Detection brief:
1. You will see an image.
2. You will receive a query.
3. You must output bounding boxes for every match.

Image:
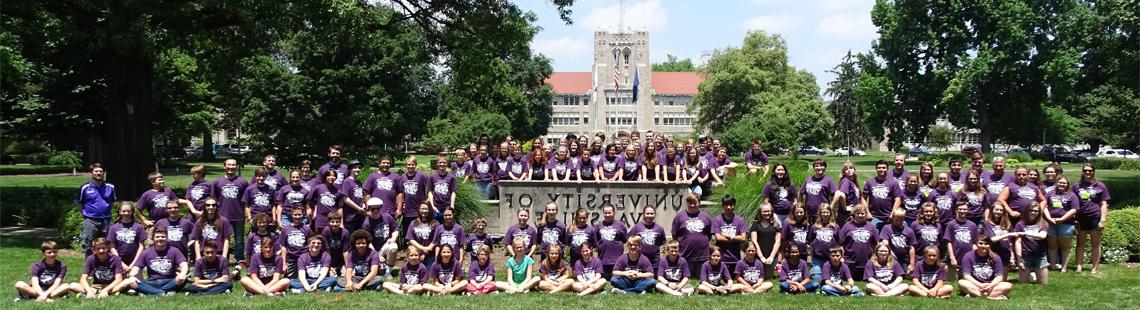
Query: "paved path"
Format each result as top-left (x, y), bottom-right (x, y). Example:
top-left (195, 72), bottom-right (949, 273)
top-left (0, 226), bottom-right (59, 237)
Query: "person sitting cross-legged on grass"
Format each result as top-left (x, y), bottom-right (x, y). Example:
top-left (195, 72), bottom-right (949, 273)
top-left (909, 245), bottom-right (953, 298)
top-left (338, 230), bottom-right (384, 292)
top-left (610, 236), bottom-right (657, 294)
top-left (779, 243), bottom-right (817, 294)
top-left (536, 244), bottom-right (575, 293)
top-left (958, 237), bottom-right (1014, 300)
top-left (290, 235), bottom-right (336, 293)
top-left (14, 241), bottom-right (70, 302)
top-left (820, 246), bottom-right (865, 297)
top-left (572, 243), bottom-right (608, 296)
top-left (864, 241), bottom-right (908, 297)
top-left (425, 244), bottom-right (466, 295)
top-left (382, 246), bottom-right (429, 295)
top-left (241, 237), bottom-right (290, 296)
top-left (731, 242), bottom-right (773, 294)
top-left (654, 240), bottom-right (693, 296)
top-left (186, 241), bottom-right (233, 295)
top-left (696, 245), bottom-right (737, 295)
top-left (127, 227), bottom-right (189, 296)
top-left (68, 238), bottom-right (128, 299)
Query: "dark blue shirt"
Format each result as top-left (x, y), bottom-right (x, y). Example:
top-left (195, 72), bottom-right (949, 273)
top-left (76, 180), bottom-right (116, 219)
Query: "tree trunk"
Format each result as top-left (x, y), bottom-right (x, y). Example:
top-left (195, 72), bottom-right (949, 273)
top-left (978, 106), bottom-right (992, 154)
top-left (103, 51), bottom-right (155, 198)
top-left (203, 130), bottom-right (215, 161)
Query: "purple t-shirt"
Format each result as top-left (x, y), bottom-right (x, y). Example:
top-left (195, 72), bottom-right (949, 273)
top-left (264, 169), bottom-right (286, 192)
top-left (911, 222), bottom-right (941, 252)
top-left (672, 210), bottom-right (712, 262)
top-left (598, 155), bottom-right (625, 180)
top-left (538, 260), bottom-right (569, 279)
top-left (1013, 222), bottom-right (1046, 257)
top-left (712, 214), bottom-right (749, 264)
top-left (451, 160), bottom-right (472, 180)
top-left (400, 172), bottom-right (430, 218)
top-left (912, 262), bottom-right (947, 288)
top-left (245, 231), bottom-right (279, 259)
top-left (348, 249), bottom-right (380, 277)
top-left (340, 177), bottom-right (364, 223)
top-left (321, 228), bottom-right (350, 266)
top-left (620, 155), bottom-right (641, 181)
top-left (506, 155), bottom-right (528, 179)
top-left (363, 214), bottom-right (397, 250)
top-left (821, 261), bottom-right (853, 284)
top-left (431, 259), bottom-right (462, 283)
top-left (962, 191), bottom-right (990, 222)
top-left (108, 222), bottom-right (147, 264)
top-left (889, 169), bottom-right (910, 191)
top-left (466, 233), bottom-right (493, 262)
top-left (628, 222), bottom-right (666, 266)
top-left (983, 171), bottom-right (1016, 201)
top-left (213, 175), bottom-right (249, 221)
top-left (942, 219), bottom-right (978, 262)
top-left (472, 156), bottom-right (495, 182)
top-left (781, 223), bottom-right (813, 259)
top-left (838, 221), bottom-right (878, 267)
top-left (83, 254), bottom-right (122, 285)
top-left (538, 221), bottom-right (568, 254)
top-left (657, 256), bottom-right (690, 282)
top-left (242, 184), bottom-right (277, 217)
top-left (317, 161), bottom-right (349, 187)
top-left (432, 223), bottom-right (465, 250)
top-left (879, 223), bottom-right (917, 262)
top-left (194, 257), bottom-right (228, 280)
top-left (779, 259), bottom-right (809, 282)
top-left (297, 251), bottom-right (331, 278)
top-left (567, 225), bottom-right (593, 263)
top-left (429, 172), bottom-right (457, 210)
top-left (863, 177), bottom-right (901, 220)
top-left (405, 219), bottom-right (438, 246)
top-left (900, 189), bottom-right (926, 221)
top-left (734, 257), bottom-right (766, 284)
top-left (135, 247), bottom-right (186, 281)
top-left (578, 157), bottom-right (597, 180)
top-left (249, 252), bottom-right (282, 281)
top-left (1075, 181), bottom-right (1110, 218)
top-left (29, 259), bottom-right (67, 288)
top-left (800, 175), bottom-right (837, 215)
top-left (155, 217), bottom-right (194, 256)
top-left (136, 188), bottom-right (178, 221)
top-left (494, 156), bottom-right (512, 180)
top-left (593, 220), bottom-right (629, 265)
top-left (547, 158), bottom-right (574, 180)
top-left (276, 184), bottom-right (309, 209)
top-left (401, 263), bottom-right (428, 285)
top-left (362, 171), bottom-right (402, 217)
top-left (191, 219), bottom-right (233, 254)
top-left (307, 183), bottom-right (343, 231)
top-left (929, 188), bottom-right (958, 224)
top-left (278, 224), bottom-right (313, 259)
top-left (762, 182), bottom-right (798, 215)
top-left (947, 172), bottom-right (968, 192)
top-left (743, 150), bottom-right (768, 166)
top-left (574, 258), bottom-right (603, 282)
top-left (699, 261), bottom-right (731, 286)
top-left (614, 254), bottom-right (654, 276)
top-left (837, 178), bottom-right (861, 208)
top-left (468, 260), bottom-right (496, 283)
top-left (863, 260), bottom-right (904, 283)
top-left (982, 223), bottom-right (1012, 261)
top-left (811, 225), bottom-right (838, 260)
top-left (504, 224), bottom-right (538, 253)
top-left (185, 180), bottom-right (213, 211)
top-left (1047, 191), bottom-right (1079, 221)
top-left (960, 250), bottom-right (1004, 283)
top-left (1006, 182), bottom-right (1042, 215)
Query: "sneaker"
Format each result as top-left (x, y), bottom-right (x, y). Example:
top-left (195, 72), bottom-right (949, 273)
top-left (126, 289), bottom-right (138, 295)
top-left (611, 288), bottom-right (626, 294)
top-left (224, 289), bottom-right (231, 294)
top-left (164, 292), bottom-right (176, 297)
top-left (291, 289), bottom-right (302, 294)
top-left (243, 291), bottom-right (252, 297)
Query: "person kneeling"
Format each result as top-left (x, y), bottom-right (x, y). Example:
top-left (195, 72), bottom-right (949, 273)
top-left (186, 241), bottom-right (233, 295)
top-left (957, 237), bottom-right (1013, 300)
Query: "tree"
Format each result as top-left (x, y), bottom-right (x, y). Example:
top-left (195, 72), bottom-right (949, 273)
top-left (652, 54), bottom-right (696, 72)
top-left (423, 110), bottom-right (512, 152)
top-left (926, 126), bottom-right (955, 151)
top-left (692, 31), bottom-right (833, 154)
top-left (825, 51), bottom-right (874, 150)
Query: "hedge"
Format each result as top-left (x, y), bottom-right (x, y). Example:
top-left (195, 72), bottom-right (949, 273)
top-left (1103, 207), bottom-right (1140, 259)
top-left (0, 186), bottom-right (75, 227)
top-left (0, 165), bottom-right (76, 176)
top-left (1089, 157), bottom-right (1140, 171)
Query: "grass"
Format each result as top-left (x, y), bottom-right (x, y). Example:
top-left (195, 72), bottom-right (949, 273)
top-left (1, 233), bottom-right (1138, 309)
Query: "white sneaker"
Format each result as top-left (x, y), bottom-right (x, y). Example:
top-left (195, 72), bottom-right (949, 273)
top-left (611, 288), bottom-right (626, 294)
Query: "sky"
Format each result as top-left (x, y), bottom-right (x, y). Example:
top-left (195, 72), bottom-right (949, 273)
top-left (519, 0), bottom-right (881, 98)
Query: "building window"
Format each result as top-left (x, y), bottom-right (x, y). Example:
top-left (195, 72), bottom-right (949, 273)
top-left (606, 111), bottom-right (637, 126)
top-left (605, 91), bottom-right (635, 105)
top-left (552, 112), bottom-right (581, 126)
top-left (660, 112), bottom-right (693, 126)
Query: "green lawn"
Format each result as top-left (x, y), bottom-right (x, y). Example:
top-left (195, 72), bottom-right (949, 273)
top-left (2, 234), bottom-right (1138, 309)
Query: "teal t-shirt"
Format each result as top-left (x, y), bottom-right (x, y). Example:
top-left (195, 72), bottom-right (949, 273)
top-left (506, 255), bottom-right (535, 285)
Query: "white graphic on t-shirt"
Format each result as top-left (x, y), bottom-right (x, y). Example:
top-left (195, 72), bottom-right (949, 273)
top-left (954, 228), bottom-right (972, 244)
top-left (301, 183), bottom-right (312, 191)
top-left (305, 262), bottom-right (323, 276)
top-left (38, 271), bottom-right (57, 285)
top-left (287, 231), bottom-right (306, 248)
top-left (707, 270), bottom-right (723, 284)
top-left (404, 181), bottom-right (419, 196)
top-left (973, 263), bottom-right (994, 281)
top-left (254, 193), bottom-right (270, 207)
top-left (986, 182), bottom-right (1007, 196)
top-left (685, 218), bottom-right (706, 233)
top-left (373, 224), bottom-right (390, 240)
top-left (851, 228), bottom-right (872, 243)
top-left (404, 273), bottom-right (420, 284)
top-left (222, 185), bottom-right (239, 199)
top-left (872, 185), bottom-right (890, 199)
top-left (168, 227), bottom-right (184, 242)
top-left (259, 264), bottom-right (275, 278)
top-left (95, 266), bottom-right (114, 281)
top-left (777, 187), bottom-right (789, 200)
top-left (190, 186), bottom-right (206, 200)
top-left (787, 268), bottom-right (803, 281)
top-left (1078, 187), bottom-right (1098, 201)
top-left (639, 231), bottom-right (658, 246)
top-left (578, 267), bottom-right (598, 282)
top-left (599, 226), bottom-right (617, 241)
top-left (815, 228), bottom-right (834, 243)
top-left (511, 163), bottom-right (524, 175)
top-left (720, 225), bottom-right (738, 237)
top-left (806, 182), bottom-right (823, 195)
top-left (967, 193), bottom-right (983, 206)
top-left (319, 192), bottom-right (336, 207)
top-left (497, 162), bottom-right (508, 172)
top-left (476, 162), bottom-right (490, 174)
top-left (992, 226), bottom-right (1008, 238)
top-left (904, 197), bottom-right (921, 211)
top-left (1017, 188), bottom-right (1037, 200)
top-left (571, 232), bottom-right (588, 246)
top-left (286, 191), bottom-right (305, 204)
top-left (377, 178), bottom-right (393, 191)
top-left (334, 171), bottom-right (345, 185)
top-left (875, 268), bottom-right (894, 282)
top-left (439, 269), bottom-right (455, 283)
top-left (433, 181), bottom-right (449, 196)
top-left (936, 196), bottom-right (953, 211)
top-left (624, 161), bottom-right (637, 172)
top-left (116, 228), bottom-right (137, 244)
top-left (921, 227), bottom-right (939, 242)
top-left (265, 177), bottom-right (279, 190)
top-left (202, 224), bottom-right (220, 241)
top-left (665, 267), bottom-right (682, 281)
top-left (151, 195), bottom-right (169, 211)
top-left (149, 257), bottom-right (173, 275)
top-left (603, 161), bottom-right (617, 172)
top-left (440, 232), bottom-right (458, 247)
top-left (413, 224), bottom-right (432, 240)
top-left (921, 272), bottom-right (938, 287)
top-left (542, 229), bottom-right (560, 245)
top-left (793, 230), bottom-right (808, 244)
top-left (891, 234), bottom-right (908, 249)
top-left (743, 267), bottom-right (762, 283)
top-left (513, 232), bottom-right (532, 247)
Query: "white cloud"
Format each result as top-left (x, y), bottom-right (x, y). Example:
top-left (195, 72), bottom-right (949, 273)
top-left (814, 12), bottom-right (877, 40)
top-left (741, 14), bottom-right (802, 35)
top-left (816, 0), bottom-right (875, 12)
top-left (579, 0), bottom-right (668, 32)
top-left (532, 36), bottom-right (591, 61)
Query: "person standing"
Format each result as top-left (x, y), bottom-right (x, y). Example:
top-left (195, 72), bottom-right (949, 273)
top-left (213, 158), bottom-right (249, 263)
top-left (262, 155), bottom-right (286, 192)
top-left (76, 163), bottom-right (116, 253)
top-left (317, 145), bottom-right (349, 187)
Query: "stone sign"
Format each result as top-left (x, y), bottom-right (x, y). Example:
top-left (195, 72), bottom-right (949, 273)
top-left (488, 180), bottom-right (692, 235)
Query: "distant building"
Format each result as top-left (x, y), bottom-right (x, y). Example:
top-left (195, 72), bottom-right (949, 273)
top-left (543, 30), bottom-right (704, 144)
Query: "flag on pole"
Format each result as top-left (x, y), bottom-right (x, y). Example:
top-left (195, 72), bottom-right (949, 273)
top-left (631, 67), bottom-right (639, 103)
top-left (613, 53), bottom-right (621, 89)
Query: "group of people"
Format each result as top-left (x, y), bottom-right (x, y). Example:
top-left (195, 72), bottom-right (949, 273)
top-left (15, 135), bottom-right (1111, 302)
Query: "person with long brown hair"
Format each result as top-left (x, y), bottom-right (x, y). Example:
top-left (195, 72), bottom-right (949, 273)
top-left (1074, 163), bottom-right (1110, 273)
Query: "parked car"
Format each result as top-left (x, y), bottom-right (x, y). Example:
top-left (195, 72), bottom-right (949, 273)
top-left (228, 144), bottom-right (251, 155)
top-left (1097, 149), bottom-right (1139, 159)
top-left (798, 146), bottom-right (827, 155)
top-left (1031, 145), bottom-right (1086, 163)
top-left (834, 147), bottom-right (866, 156)
top-left (184, 146), bottom-right (202, 157)
top-left (909, 148), bottom-right (933, 156)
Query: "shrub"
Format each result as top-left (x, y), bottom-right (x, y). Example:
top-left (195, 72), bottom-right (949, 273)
top-left (454, 182), bottom-right (489, 228)
top-left (0, 165), bottom-right (74, 175)
top-left (1102, 207), bottom-right (1140, 257)
top-left (1090, 157), bottom-right (1140, 171)
top-left (711, 159), bottom-right (809, 220)
top-left (47, 151), bottom-right (83, 167)
top-left (0, 186), bottom-right (76, 227)
top-left (61, 211), bottom-right (84, 249)
top-left (918, 153), bottom-right (968, 165)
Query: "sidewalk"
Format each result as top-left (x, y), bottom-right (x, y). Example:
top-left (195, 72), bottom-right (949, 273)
top-left (0, 226), bottom-right (59, 237)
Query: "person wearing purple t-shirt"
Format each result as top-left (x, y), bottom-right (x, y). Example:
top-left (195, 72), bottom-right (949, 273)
top-left (76, 163), bottom-right (117, 253)
top-left (782, 204), bottom-right (813, 265)
top-left (864, 241), bottom-right (906, 297)
top-left (535, 244), bottom-right (574, 293)
top-left (400, 156), bottom-right (431, 233)
top-left (361, 198), bottom-right (399, 274)
top-left (362, 156), bottom-right (404, 219)
top-left (912, 203), bottom-right (942, 255)
top-left (185, 165), bottom-right (212, 217)
top-left (243, 168), bottom-right (278, 230)
top-left (1014, 204), bottom-right (1049, 284)
top-left (998, 167), bottom-right (1045, 220)
top-left (944, 202), bottom-right (978, 275)
top-left (107, 202), bottom-right (147, 271)
top-left (762, 163), bottom-right (799, 222)
top-left (322, 214), bottom-right (351, 276)
top-left (899, 175), bottom-right (927, 224)
top-left (1046, 176), bottom-right (1079, 271)
top-left (340, 230), bottom-right (383, 292)
top-left (839, 204), bottom-right (878, 281)
top-left (537, 203), bottom-right (568, 258)
top-left (433, 209), bottom-right (465, 260)
top-left (835, 162), bottom-right (861, 223)
top-left (308, 170), bottom-right (343, 233)
top-left (186, 241), bottom-right (233, 295)
top-left (466, 244), bottom-right (501, 295)
top-left (191, 199), bottom-right (234, 260)
top-left (576, 149), bottom-right (598, 182)
top-left (70, 238), bottom-right (126, 298)
top-left (290, 235), bottom-right (337, 293)
top-left (696, 246), bottom-right (735, 295)
top-left (504, 208), bottom-right (539, 257)
top-left (958, 237), bottom-right (1013, 299)
top-left (316, 145), bottom-right (349, 187)
top-left (155, 200), bottom-right (195, 257)
top-left (628, 206), bottom-right (666, 269)
top-left (620, 147), bottom-right (641, 181)
top-left (213, 158), bottom-right (248, 262)
top-left (889, 153), bottom-right (910, 190)
top-left (426, 244), bottom-right (466, 294)
top-left (262, 155), bottom-right (286, 192)
top-left (862, 160), bottom-right (901, 228)
top-left (384, 247), bottom-right (429, 295)
top-left (593, 204), bottom-right (628, 279)
top-left (909, 245), bottom-right (953, 298)
top-left (610, 236), bottom-right (657, 294)
top-left (597, 144), bottom-right (625, 181)
top-left (712, 195), bottom-right (748, 271)
top-left (930, 173), bottom-right (959, 224)
top-left (1074, 164), bottom-right (1110, 274)
top-left (800, 159), bottom-right (836, 220)
top-left (340, 161), bottom-right (366, 232)
top-left (661, 146), bottom-right (682, 183)
top-left (510, 147), bottom-right (532, 180)
top-left (983, 157), bottom-right (1016, 202)
top-left (961, 170), bottom-right (991, 223)
top-left (276, 170), bottom-right (311, 228)
top-left (946, 158), bottom-right (968, 192)
top-left (547, 147), bottom-right (575, 181)
top-left (428, 155), bottom-right (457, 218)
top-left (471, 146), bottom-right (495, 198)
top-left (452, 149), bottom-right (472, 182)
top-left (731, 242), bottom-right (772, 294)
top-left (15, 241), bottom-right (69, 302)
top-left (243, 237), bottom-right (289, 296)
top-left (982, 205), bottom-right (1016, 277)
top-left (278, 204), bottom-right (313, 278)
top-left (654, 240), bottom-right (693, 296)
top-left (880, 209), bottom-right (918, 272)
top-left (136, 172), bottom-right (180, 226)
top-left (674, 194), bottom-right (712, 275)
top-left (566, 209), bottom-right (594, 265)
top-left (493, 143), bottom-right (512, 181)
top-left (743, 139), bottom-right (770, 176)
top-left (466, 218), bottom-right (494, 263)
top-left (299, 160), bottom-right (319, 191)
top-left (820, 247), bottom-right (864, 297)
top-left (127, 228), bottom-right (189, 296)
top-left (683, 148), bottom-right (711, 197)
top-left (405, 203), bottom-right (439, 267)
top-left (778, 243), bottom-right (816, 294)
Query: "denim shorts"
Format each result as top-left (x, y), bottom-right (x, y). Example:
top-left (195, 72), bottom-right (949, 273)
top-left (1048, 223), bottom-right (1075, 238)
top-left (1077, 216), bottom-right (1101, 231)
top-left (1022, 254), bottom-right (1048, 270)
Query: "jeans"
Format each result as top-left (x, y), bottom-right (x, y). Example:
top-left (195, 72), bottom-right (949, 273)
top-left (229, 219), bottom-right (246, 262)
top-left (475, 181), bottom-right (492, 199)
top-left (871, 218), bottom-right (887, 231)
top-left (290, 277), bottom-right (337, 292)
top-left (282, 213), bottom-right (309, 227)
top-left (137, 279), bottom-right (181, 296)
top-left (610, 277), bottom-right (657, 293)
top-left (820, 284), bottom-right (864, 296)
top-left (186, 281), bottom-right (232, 295)
top-left (779, 281), bottom-right (819, 293)
top-left (688, 184), bottom-right (703, 197)
top-left (81, 217), bottom-right (111, 253)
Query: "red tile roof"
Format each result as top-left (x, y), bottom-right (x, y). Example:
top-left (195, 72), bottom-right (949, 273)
top-left (545, 72), bottom-right (591, 94)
